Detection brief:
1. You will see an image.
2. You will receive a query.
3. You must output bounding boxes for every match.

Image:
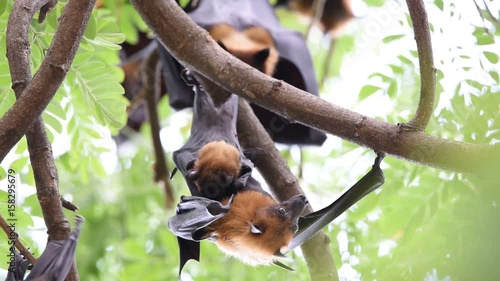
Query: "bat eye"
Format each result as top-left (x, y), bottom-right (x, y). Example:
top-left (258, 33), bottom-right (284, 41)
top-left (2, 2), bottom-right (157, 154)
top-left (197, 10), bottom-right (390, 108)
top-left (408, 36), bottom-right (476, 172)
top-left (277, 207), bottom-right (287, 216)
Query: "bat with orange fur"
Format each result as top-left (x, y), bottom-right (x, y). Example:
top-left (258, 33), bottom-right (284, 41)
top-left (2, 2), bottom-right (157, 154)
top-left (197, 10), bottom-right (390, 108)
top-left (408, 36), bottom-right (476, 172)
top-left (168, 71), bottom-right (385, 278)
top-left (168, 71), bottom-right (309, 277)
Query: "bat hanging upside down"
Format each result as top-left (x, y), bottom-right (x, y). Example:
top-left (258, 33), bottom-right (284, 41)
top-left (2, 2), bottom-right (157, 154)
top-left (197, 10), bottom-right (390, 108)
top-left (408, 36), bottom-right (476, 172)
top-left (168, 70), bottom-right (386, 278)
top-left (169, 71), bottom-right (309, 273)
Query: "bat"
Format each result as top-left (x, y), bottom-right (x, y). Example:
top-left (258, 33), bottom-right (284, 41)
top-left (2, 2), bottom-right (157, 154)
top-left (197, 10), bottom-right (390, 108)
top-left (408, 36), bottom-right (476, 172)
top-left (275, 0), bottom-right (354, 34)
top-left (163, 0), bottom-right (327, 146)
top-left (5, 251), bottom-right (30, 281)
top-left (168, 71), bottom-right (309, 278)
top-left (5, 216), bottom-right (84, 281)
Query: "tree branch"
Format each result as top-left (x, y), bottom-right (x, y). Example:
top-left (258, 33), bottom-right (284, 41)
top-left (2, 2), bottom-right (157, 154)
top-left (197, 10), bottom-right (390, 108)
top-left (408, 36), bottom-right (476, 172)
top-left (131, 0), bottom-right (499, 179)
top-left (237, 99), bottom-right (339, 281)
top-left (5, 1), bottom-right (94, 279)
top-left (0, 0), bottom-right (96, 164)
top-left (405, 0), bottom-right (436, 130)
top-left (142, 47), bottom-right (175, 209)
top-left (0, 215), bottom-right (37, 265)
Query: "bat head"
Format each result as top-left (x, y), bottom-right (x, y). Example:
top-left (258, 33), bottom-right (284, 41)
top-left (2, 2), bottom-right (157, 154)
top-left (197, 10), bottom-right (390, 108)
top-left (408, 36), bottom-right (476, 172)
top-left (208, 192), bottom-right (308, 266)
top-left (188, 141), bottom-right (242, 199)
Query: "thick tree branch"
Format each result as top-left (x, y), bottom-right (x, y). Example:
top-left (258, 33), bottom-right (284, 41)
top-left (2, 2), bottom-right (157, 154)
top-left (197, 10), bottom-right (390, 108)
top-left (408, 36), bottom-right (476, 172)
top-left (5, 1), bottom-right (93, 280)
top-left (405, 0), bottom-right (436, 130)
top-left (131, 0), bottom-right (499, 179)
top-left (237, 100), bottom-right (339, 281)
top-left (0, 0), bottom-right (96, 164)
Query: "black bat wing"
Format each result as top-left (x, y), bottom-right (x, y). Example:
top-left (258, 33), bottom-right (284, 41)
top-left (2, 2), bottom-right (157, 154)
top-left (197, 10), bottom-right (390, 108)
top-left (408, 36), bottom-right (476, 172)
top-left (286, 153), bottom-right (385, 252)
top-left (4, 251), bottom-right (30, 281)
top-left (24, 215), bottom-right (83, 281)
top-left (168, 195), bottom-right (232, 278)
top-left (157, 43), bottom-right (194, 110)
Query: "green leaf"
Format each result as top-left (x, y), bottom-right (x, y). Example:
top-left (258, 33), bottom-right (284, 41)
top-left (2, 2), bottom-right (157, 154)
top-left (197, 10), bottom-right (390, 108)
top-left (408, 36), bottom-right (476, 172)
top-left (43, 112), bottom-right (63, 134)
top-left (84, 13), bottom-right (97, 40)
top-left (47, 99), bottom-right (67, 120)
top-left (9, 156), bottom-right (28, 173)
top-left (483, 51), bottom-right (499, 64)
top-left (387, 80), bottom-right (398, 98)
top-left (72, 61), bottom-right (128, 132)
top-left (0, 166), bottom-right (6, 180)
top-left (382, 34), bottom-right (406, 44)
top-left (389, 64), bottom-right (404, 75)
top-left (359, 85), bottom-right (381, 101)
top-left (435, 0), bottom-right (444, 10)
top-left (0, 0), bottom-right (7, 16)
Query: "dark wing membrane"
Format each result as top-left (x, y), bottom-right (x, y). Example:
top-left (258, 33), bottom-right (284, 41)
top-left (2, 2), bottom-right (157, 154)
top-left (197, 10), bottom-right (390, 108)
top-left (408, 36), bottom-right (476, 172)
top-left (286, 154), bottom-right (385, 252)
top-left (4, 251), bottom-right (30, 281)
top-left (168, 196), bottom-right (233, 279)
top-left (168, 195), bottom-right (232, 241)
top-left (25, 216), bottom-right (83, 281)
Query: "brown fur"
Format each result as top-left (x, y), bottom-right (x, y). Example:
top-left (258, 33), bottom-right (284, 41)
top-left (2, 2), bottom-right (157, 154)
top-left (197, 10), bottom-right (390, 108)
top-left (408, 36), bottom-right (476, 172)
top-left (290, 0), bottom-right (353, 34)
top-left (209, 24), bottom-right (279, 76)
top-left (206, 191), bottom-right (295, 265)
top-left (193, 141), bottom-right (241, 191)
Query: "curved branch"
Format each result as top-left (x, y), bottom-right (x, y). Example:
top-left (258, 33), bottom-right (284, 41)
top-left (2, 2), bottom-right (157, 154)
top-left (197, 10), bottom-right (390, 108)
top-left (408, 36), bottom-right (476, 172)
top-left (237, 100), bottom-right (339, 281)
top-left (0, 0), bottom-right (96, 164)
top-left (131, 0), bottom-right (499, 179)
top-left (405, 0), bottom-right (436, 130)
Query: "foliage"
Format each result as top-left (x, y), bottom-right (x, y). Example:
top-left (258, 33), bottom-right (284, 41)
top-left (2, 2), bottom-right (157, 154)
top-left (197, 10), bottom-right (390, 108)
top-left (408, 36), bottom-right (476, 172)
top-left (0, 0), bottom-right (499, 281)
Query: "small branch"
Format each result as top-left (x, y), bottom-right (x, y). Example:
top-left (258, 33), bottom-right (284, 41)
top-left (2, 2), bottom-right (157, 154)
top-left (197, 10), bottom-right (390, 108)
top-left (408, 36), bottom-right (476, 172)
top-left (237, 100), bottom-right (339, 281)
top-left (0, 215), bottom-right (37, 265)
top-left (142, 48), bottom-right (175, 208)
top-left (0, 0), bottom-right (96, 164)
top-left (405, 0), bottom-right (436, 130)
top-left (306, 0), bottom-right (327, 39)
top-left (131, 0), bottom-right (499, 179)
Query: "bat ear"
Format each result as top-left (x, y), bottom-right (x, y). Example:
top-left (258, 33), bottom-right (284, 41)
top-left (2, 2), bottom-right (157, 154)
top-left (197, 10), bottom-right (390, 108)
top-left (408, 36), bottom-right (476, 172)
top-left (217, 40), bottom-right (227, 51)
top-left (186, 169), bottom-right (199, 180)
top-left (250, 224), bottom-right (262, 234)
top-left (254, 48), bottom-right (270, 64)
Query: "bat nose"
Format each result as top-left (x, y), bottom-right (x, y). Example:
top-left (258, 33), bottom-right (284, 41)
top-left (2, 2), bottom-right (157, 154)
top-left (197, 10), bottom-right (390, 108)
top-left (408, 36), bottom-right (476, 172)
top-left (297, 194), bottom-right (308, 205)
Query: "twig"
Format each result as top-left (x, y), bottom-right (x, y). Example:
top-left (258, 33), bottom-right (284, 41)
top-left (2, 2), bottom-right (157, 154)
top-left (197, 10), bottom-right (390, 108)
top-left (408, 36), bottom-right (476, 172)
top-left (142, 47), bottom-right (175, 208)
top-left (405, 0), bottom-right (436, 130)
top-left (306, 0), bottom-right (327, 39)
top-left (0, 215), bottom-right (37, 265)
top-left (320, 37), bottom-right (336, 86)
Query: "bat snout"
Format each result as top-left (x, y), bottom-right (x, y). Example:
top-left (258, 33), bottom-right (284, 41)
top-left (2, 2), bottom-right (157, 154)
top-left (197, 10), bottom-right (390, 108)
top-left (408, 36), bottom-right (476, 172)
top-left (282, 194), bottom-right (309, 222)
